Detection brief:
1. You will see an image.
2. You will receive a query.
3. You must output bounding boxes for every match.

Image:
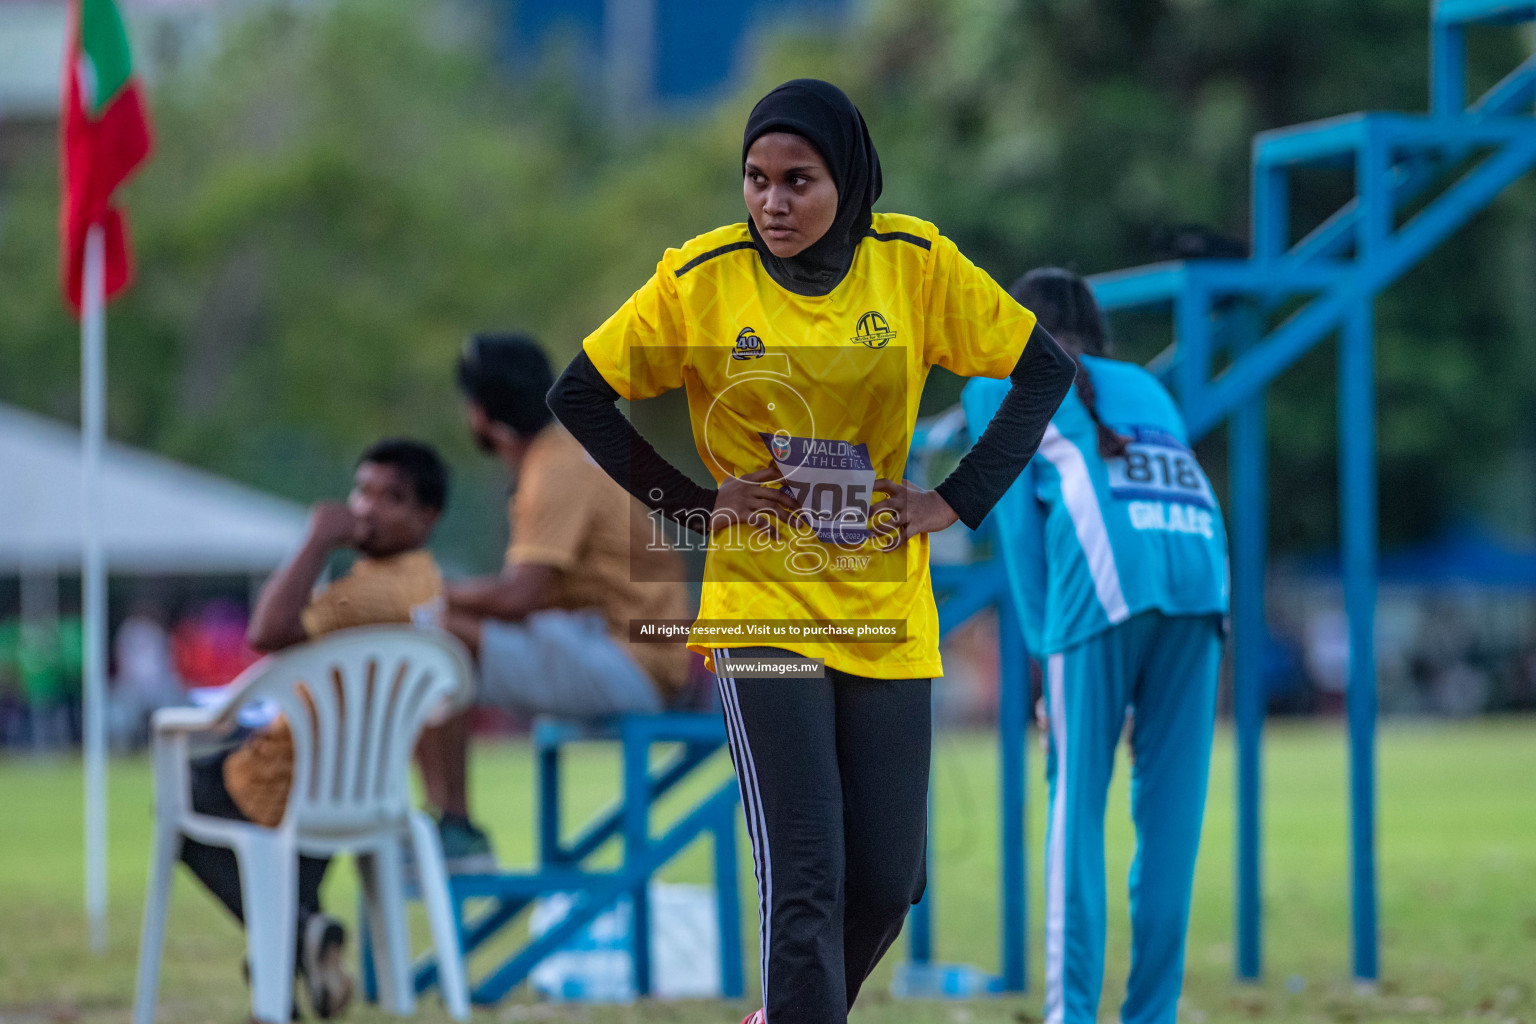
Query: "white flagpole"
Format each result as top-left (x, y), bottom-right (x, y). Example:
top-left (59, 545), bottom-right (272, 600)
top-left (82, 221), bottom-right (109, 953)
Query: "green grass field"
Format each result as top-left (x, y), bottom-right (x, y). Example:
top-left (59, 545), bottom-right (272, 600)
top-left (2, 719), bottom-right (1532, 1024)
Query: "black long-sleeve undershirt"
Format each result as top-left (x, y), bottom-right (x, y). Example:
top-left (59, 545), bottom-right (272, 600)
top-left (546, 325), bottom-right (1076, 536)
top-left (546, 353), bottom-right (719, 531)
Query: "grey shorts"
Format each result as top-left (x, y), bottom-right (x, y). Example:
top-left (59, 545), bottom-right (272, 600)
top-left (477, 609), bottom-right (661, 718)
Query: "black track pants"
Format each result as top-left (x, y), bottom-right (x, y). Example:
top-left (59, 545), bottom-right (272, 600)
top-left (714, 648), bottom-right (931, 1024)
top-left (180, 746), bottom-right (329, 941)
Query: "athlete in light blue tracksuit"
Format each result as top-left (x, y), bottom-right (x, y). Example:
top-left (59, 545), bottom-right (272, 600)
top-left (963, 268), bottom-right (1229, 1024)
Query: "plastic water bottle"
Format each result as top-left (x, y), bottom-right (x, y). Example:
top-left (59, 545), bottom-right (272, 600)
top-left (891, 961), bottom-right (1002, 999)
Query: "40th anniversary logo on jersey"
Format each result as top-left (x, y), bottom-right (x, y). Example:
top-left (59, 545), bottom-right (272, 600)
top-left (851, 311), bottom-right (897, 349)
top-left (732, 326), bottom-right (766, 360)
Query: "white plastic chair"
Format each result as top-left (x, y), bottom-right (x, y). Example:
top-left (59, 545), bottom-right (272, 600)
top-left (134, 627), bottom-right (474, 1024)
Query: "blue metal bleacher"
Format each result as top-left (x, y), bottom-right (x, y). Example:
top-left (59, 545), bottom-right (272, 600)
top-left (1091, 2), bottom-right (1536, 984)
top-left (365, 711), bottom-right (743, 1005)
top-left (905, 0), bottom-right (1536, 990)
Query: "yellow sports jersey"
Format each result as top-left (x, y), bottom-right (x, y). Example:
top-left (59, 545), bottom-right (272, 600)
top-left (583, 212), bottom-right (1036, 679)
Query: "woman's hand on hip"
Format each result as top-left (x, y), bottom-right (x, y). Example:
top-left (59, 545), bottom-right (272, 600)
top-left (869, 478), bottom-right (959, 550)
top-left (714, 464), bottom-right (798, 538)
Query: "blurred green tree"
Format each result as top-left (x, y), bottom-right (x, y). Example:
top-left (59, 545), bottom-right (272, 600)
top-left (0, 0), bottom-right (750, 567)
top-left (850, 0), bottom-right (1536, 550)
top-left (1, 0), bottom-right (1533, 565)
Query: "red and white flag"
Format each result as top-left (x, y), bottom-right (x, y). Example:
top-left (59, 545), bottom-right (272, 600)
top-left (59, 0), bottom-right (153, 313)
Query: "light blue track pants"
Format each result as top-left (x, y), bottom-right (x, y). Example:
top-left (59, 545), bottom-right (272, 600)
top-left (1042, 610), bottom-right (1223, 1024)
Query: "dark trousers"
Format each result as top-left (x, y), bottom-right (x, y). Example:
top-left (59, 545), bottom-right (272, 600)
top-left (714, 648), bottom-right (931, 1024)
top-left (180, 746), bottom-right (330, 946)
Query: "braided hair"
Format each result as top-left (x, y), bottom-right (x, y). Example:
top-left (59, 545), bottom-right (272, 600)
top-left (1008, 268), bottom-right (1129, 459)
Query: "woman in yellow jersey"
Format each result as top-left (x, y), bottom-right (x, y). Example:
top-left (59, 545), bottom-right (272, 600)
top-left (548, 80), bottom-right (1076, 1024)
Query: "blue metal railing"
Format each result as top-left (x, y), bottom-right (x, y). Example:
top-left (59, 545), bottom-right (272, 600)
top-left (1082, 2), bottom-right (1536, 984)
top-left (908, 1), bottom-right (1536, 991)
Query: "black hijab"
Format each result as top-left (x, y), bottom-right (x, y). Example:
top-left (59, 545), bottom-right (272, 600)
top-left (742, 79), bottom-right (883, 297)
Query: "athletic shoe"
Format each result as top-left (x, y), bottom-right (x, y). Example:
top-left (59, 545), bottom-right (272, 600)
top-left (740, 1009), bottom-right (765, 1024)
top-left (298, 913), bottom-right (354, 1019)
top-left (438, 816), bottom-right (499, 875)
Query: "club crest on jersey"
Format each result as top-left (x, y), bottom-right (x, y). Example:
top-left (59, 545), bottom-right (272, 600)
top-left (732, 327), bottom-right (766, 360)
top-left (851, 311), bottom-right (897, 349)
top-left (771, 433), bottom-right (792, 461)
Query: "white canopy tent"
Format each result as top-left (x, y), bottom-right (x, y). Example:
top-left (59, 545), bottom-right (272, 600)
top-left (1, 399), bottom-right (308, 950)
top-left (0, 401), bottom-right (307, 575)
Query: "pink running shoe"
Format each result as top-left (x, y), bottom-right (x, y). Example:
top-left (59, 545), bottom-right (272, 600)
top-left (740, 1010), bottom-right (765, 1024)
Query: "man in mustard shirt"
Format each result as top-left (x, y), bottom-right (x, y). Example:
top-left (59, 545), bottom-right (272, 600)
top-left (412, 333), bottom-right (690, 868)
top-left (178, 439), bottom-right (448, 1020)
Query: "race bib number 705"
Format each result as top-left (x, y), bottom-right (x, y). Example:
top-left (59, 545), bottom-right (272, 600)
top-left (759, 432), bottom-right (877, 545)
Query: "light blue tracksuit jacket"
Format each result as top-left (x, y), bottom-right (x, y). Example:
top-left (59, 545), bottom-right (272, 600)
top-left (965, 355), bottom-right (1230, 1024)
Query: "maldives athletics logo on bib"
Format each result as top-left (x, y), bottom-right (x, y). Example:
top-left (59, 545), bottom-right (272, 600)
top-left (851, 311), bottom-right (897, 349)
top-left (759, 432), bottom-right (878, 546)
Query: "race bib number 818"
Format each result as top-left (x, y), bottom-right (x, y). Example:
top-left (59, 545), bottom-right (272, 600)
top-left (1106, 426), bottom-right (1215, 510)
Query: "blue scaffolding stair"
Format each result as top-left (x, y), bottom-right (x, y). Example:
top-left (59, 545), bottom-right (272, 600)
top-left (1089, 0), bottom-right (1536, 984)
top-left (361, 713), bottom-right (744, 1005)
top-left (904, 0), bottom-right (1536, 991)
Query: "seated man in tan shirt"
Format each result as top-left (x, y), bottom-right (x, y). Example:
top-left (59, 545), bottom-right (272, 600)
top-left (416, 334), bottom-right (689, 868)
top-left (179, 439), bottom-right (447, 1020)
